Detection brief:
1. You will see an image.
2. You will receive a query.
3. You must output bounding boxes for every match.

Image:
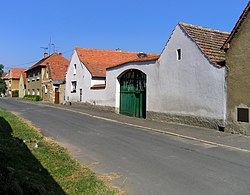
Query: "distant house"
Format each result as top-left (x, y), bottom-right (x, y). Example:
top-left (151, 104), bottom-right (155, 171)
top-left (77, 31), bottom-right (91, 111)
top-left (8, 68), bottom-right (26, 97)
top-left (42, 54), bottom-right (69, 104)
top-left (222, 2), bottom-right (250, 135)
top-left (149, 22), bottom-right (229, 129)
top-left (19, 71), bottom-right (26, 98)
top-left (25, 52), bottom-right (69, 99)
top-left (65, 47), bottom-right (159, 115)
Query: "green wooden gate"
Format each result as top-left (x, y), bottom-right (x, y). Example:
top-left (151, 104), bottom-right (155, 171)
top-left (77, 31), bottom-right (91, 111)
top-left (120, 69), bottom-right (146, 118)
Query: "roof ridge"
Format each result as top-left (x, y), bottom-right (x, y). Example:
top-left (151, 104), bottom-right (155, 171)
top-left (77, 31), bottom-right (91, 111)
top-left (75, 47), bottom-right (158, 55)
top-left (179, 22), bottom-right (230, 34)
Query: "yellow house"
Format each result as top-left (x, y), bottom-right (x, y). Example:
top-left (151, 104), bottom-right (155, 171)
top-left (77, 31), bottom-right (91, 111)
top-left (8, 68), bottom-right (26, 97)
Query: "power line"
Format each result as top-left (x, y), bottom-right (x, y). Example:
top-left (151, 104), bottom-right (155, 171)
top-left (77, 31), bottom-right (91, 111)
top-left (4, 48), bottom-right (74, 69)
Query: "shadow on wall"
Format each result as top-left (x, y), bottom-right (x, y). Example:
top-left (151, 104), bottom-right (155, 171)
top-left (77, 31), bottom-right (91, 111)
top-left (0, 117), bottom-right (66, 195)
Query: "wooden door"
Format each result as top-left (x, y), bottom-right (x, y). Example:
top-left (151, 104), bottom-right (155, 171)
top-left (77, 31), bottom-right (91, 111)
top-left (55, 88), bottom-right (59, 104)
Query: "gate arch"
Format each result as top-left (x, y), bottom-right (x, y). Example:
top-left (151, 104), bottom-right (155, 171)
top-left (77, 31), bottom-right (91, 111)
top-left (119, 69), bottom-right (146, 118)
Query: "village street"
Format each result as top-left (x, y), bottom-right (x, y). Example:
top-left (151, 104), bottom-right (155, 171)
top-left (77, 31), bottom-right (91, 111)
top-left (1, 98), bottom-right (250, 195)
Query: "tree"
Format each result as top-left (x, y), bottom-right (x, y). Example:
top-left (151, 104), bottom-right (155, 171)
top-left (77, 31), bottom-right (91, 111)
top-left (0, 64), bottom-right (6, 95)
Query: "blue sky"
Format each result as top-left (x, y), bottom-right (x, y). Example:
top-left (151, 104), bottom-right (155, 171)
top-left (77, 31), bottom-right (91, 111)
top-left (0, 0), bottom-right (249, 71)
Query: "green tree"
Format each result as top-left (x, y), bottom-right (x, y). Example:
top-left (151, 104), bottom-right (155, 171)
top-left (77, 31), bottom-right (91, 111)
top-left (0, 64), bottom-right (6, 94)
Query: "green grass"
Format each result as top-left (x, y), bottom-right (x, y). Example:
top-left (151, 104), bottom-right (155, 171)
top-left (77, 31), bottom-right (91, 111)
top-left (22, 95), bottom-right (42, 101)
top-left (0, 110), bottom-right (119, 195)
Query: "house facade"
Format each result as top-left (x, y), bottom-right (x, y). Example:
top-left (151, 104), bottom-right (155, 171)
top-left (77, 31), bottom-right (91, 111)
top-left (25, 53), bottom-right (48, 97)
top-left (105, 23), bottom-right (229, 129)
top-left (223, 2), bottom-right (250, 135)
top-left (65, 23), bottom-right (229, 130)
top-left (65, 48), bottom-right (159, 113)
top-left (144, 22), bottom-right (229, 129)
top-left (42, 54), bottom-right (69, 104)
top-left (8, 68), bottom-right (26, 97)
top-left (26, 52), bottom-right (69, 100)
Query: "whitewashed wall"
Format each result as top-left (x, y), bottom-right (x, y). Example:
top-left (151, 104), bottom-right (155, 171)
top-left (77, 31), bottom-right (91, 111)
top-left (65, 50), bottom-right (106, 104)
top-left (152, 24), bottom-right (226, 120)
top-left (105, 61), bottom-right (158, 111)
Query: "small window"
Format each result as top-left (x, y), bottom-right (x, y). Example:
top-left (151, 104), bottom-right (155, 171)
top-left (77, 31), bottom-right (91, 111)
top-left (177, 49), bottom-right (181, 60)
top-left (73, 64), bottom-right (77, 75)
top-left (37, 89), bottom-right (40, 96)
top-left (71, 81), bottom-right (77, 93)
top-left (237, 108), bottom-right (249, 122)
top-left (32, 89), bottom-right (35, 95)
top-left (28, 89), bottom-right (30, 95)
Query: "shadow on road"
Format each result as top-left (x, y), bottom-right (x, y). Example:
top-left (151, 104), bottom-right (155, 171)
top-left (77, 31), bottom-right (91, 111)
top-left (0, 116), bottom-right (66, 195)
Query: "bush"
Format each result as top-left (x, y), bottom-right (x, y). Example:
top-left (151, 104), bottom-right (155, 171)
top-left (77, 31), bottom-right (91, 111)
top-left (23, 95), bottom-right (41, 101)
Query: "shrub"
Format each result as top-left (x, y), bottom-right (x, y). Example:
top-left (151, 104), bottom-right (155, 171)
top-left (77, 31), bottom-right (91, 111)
top-left (23, 95), bottom-right (41, 101)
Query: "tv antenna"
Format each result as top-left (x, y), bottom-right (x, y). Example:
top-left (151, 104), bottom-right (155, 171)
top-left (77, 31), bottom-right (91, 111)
top-left (40, 47), bottom-right (48, 53)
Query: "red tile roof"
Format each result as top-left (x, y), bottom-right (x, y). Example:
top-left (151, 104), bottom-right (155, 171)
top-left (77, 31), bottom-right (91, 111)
top-left (75, 48), bottom-right (160, 77)
top-left (2, 72), bottom-right (9, 79)
top-left (26, 53), bottom-right (69, 75)
top-left (9, 68), bottom-right (27, 79)
top-left (179, 22), bottom-right (230, 66)
top-left (47, 54), bottom-right (70, 81)
top-left (222, 1), bottom-right (250, 50)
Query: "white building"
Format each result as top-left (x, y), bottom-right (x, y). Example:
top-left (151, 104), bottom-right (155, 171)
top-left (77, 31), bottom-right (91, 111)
top-left (66, 22), bottom-right (229, 129)
top-left (65, 47), bottom-right (159, 117)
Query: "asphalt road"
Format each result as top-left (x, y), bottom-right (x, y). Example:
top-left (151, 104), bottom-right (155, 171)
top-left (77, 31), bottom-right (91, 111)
top-left (1, 98), bottom-right (250, 195)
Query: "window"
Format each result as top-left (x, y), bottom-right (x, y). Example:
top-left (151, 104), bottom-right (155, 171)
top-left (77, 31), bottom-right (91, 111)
top-left (44, 85), bottom-right (48, 94)
top-left (71, 81), bottom-right (77, 93)
top-left (32, 89), bottom-right (35, 95)
top-left (28, 77), bottom-right (30, 82)
top-left (73, 64), bottom-right (77, 75)
top-left (37, 89), bottom-right (40, 95)
top-left (28, 89), bottom-right (30, 95)
top-left (177, 49), bottom-right (181, 60)
top-left (46, 71), bottom-right (49, 79)
top-left (32, 73), bottom-right (35, 81)
top-left (237, 108), bottom-right (249, 122)
top-left (37, 74), bottom-right (40, 80)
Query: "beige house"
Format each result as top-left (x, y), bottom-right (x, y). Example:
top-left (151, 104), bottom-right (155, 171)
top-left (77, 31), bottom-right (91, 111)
top-left (26, 52), bottom-right (69, 100)
top-left (42, 55), bottom-right (69, 104)
top-left (8, 68), bottom-right (26, 97)
top-left (223, 2), bottom-right (250, 135)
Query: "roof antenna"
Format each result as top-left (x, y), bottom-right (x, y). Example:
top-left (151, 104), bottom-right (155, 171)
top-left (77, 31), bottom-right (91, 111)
top-left (40, 47), bottom-right (48, 53)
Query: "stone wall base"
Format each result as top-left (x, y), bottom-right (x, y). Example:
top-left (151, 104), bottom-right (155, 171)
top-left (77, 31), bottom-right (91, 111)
top-left (225, 122), bottom-right (250, 135)
top-left (147, 111), bottom-right (225, 130)
top-left (69, 102), bottom-right (115, 113)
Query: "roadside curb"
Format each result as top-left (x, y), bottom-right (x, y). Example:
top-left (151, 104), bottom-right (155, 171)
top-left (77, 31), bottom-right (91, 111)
top-left (36, 103), bottom-right (250, 154)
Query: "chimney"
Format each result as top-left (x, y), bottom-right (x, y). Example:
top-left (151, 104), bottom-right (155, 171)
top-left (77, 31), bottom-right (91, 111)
top-left (137, 52), bottom-right (147, 58)
top-left (44, 52), bottom-right (48, 58)
top-left (59, 52), bottom-right (62, 56)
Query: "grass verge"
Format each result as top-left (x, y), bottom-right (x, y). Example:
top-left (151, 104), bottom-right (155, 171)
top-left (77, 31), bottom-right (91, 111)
top-left (0, 109), bottom-right (119, 195)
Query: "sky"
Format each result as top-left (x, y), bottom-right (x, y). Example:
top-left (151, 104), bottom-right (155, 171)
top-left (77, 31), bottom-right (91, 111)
top-left (0, 0), bottom-right (249, 72)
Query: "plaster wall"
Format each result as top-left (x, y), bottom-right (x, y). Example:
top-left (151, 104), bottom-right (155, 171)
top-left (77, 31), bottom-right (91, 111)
top-left (226, 14), bottom-right (250, 135)
top-left (106, 61), bottom-right (158, 111)
top-left (153, 25), bottom-right (226, 122)
top-left (65, 50), bottom-right (106, 104)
